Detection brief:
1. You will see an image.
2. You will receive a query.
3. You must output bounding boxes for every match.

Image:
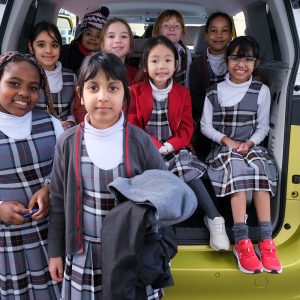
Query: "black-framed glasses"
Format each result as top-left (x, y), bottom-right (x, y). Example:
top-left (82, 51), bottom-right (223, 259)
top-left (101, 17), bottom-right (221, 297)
top-left (227, 55), bottom-right (257, 65)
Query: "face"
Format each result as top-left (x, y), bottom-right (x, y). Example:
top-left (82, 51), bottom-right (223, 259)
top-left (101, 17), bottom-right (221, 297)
top-left (227, 47), bottom-right (256, 84)
top-left (159, 16), bottom-right (183, 45)
top-left (147, 44), bottom-right (176, 89)
top-left (79, 71), bottom-right (124, 129)
top-left (205, 16), bottom-right (232, 55)
top-left (101, 22), bottom-right (131, 63)
top-left (0, 61), bottom-right (40, 117)
top-left (29, 31), bottom-right (60, 71)
top-left (81, 28), bottom-right (101, 51)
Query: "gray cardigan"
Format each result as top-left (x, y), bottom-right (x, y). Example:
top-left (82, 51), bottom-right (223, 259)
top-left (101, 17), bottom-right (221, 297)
top-left (48, 122), bottom-right (166, 257)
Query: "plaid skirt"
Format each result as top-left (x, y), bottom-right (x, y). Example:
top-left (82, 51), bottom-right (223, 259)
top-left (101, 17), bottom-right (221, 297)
top-left (61, 236), bottom-right (163, 300)
top-left (164, 148), bottom-right (207, 182)
top-left (0, 218), bottom-right (61, 300)
top-left (207, 145), bottom-right (278, 197)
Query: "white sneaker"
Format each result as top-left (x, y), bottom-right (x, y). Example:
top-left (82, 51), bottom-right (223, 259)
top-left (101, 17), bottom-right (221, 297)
top-left (204, 216), bottom-right (230, 251)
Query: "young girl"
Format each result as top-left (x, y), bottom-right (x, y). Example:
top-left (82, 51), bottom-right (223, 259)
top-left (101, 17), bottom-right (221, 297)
top-left (129, 36), bottom-right (229, 251)
top-left (190, 12), bottom-right (233, 123)
top-left (190, 12), bottom-right (233, 160)
top-left (60, 6), bottom-right (109, 75)
top-left (0, 51), bottom-right (63, 299)
top-left (201, 36), bottom-right (281, 274)
top-left (100, 17), bottom-right (138, 85)
top-left (29, 21), bottom-right (76, 129)
top-left (48, 52), bottom-right (169, 300)
top-left (152, 9), bottom-right (192, 87)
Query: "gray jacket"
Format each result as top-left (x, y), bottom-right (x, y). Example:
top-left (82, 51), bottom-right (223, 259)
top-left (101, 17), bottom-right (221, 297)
top-left (108, 169), bottom-right (197, 226)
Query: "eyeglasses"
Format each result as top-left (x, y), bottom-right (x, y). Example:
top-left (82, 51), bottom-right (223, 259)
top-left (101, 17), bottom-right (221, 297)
top-left (227, 55), bottom-right (257, 65)
top-left (161, 24), bottom-right (181, 30)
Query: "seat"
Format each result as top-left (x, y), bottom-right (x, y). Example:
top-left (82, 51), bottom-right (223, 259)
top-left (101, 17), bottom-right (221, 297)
top-left (182, 26), bottom-right (203, 49)
top-left (193, 25), bottom-right (207, 55)
top-left (132, 38), bottom-right (148, 58)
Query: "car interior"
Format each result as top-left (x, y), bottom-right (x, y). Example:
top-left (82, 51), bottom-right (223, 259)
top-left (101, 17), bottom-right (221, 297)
top-left (0, 0), bottom-right (296, 245)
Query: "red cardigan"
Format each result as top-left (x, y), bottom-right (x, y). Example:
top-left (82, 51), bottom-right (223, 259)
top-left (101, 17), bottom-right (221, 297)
top-left (129, 81), bottom-right (194, 151)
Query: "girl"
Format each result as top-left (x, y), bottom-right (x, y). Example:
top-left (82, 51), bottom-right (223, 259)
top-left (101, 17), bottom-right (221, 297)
top-left (48, 52), bottom-right (169, 300)
top-left (0, 51), bottom-right (63, 299)
top-left (201, 36), bottom-right (282, 274)
top-left (29, 21), bottom-right (76, 129)
top-left (100, 17), bottom-right (138, 85)
top-left (129, 36), bottom-right (230, 251)
top-left (190, 12), bottom-right (233, 123)
top-left (190, 12), bottom-right (233, 161)
top-left (60, 6), bottom-right (109, 75)
top-left (152, 9), bottom-right (191, 87)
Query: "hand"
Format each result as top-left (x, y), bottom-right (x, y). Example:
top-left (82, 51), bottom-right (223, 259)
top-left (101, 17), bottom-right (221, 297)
top-left (28, 186), bottom-right (50, 221)
top-left (159, 145), bottom-right (169, 156)
top-left (61, 120), bottom-right (74, 129)
top-left (237, 140), bottom-right (254, 156)
top-left (49, 257), bottom-right (64, 282)
top-left (221, 136), bottom-right (241, 149)
top-left (0, 201), bottom-right (29, 225)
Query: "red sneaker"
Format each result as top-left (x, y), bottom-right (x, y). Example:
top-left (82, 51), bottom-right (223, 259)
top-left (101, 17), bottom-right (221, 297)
top-left (233, 239), bottom-right (263, 274)
top-left (255, 240), bottom-right (282, 274)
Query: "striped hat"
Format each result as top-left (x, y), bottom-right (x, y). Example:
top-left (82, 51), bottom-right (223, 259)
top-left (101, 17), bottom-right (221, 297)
top-left (75, 6), bottom-right (109, 40)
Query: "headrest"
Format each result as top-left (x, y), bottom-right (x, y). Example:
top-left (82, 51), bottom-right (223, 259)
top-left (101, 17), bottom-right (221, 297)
top-left (193, 25), bottom-right (207, 54)
top-left (133, 38), bottom-right (148, 54)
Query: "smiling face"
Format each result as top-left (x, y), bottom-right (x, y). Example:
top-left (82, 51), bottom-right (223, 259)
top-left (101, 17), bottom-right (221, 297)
top-left (101, 21), bottom-right (132, 63)
top-left (159, 16), bottom-right (183, 46)
top-left (81, 28), bottom-right (101, 51)
top-left (79, 71), bottom-right (124, 129)
top-left (205, 16), bottom-right (232, 55)
top-left (227, 47), bottom-right (256, 84)
top-left (147, 43), bottom-right (176, 89)
top-left (0, 61), bottom-right (40, 116)
top-left (29, 31), bottom-right (60, 71)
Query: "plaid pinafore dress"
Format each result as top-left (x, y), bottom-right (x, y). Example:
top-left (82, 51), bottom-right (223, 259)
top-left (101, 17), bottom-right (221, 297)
top-left (206, 81), bottom-right (278, 197)
top-left (38, 68), bottom-right (76, 121)
top-left (0, 110), bottom-right (60, 300)
top-left (61, 139), bottom-right (163, 300)
top-left (146, 96), bottom-right (206, 182)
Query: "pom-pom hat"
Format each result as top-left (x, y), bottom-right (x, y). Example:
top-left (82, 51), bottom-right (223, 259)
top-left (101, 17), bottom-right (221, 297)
top-left (75, 6), bottom-right (109, 40)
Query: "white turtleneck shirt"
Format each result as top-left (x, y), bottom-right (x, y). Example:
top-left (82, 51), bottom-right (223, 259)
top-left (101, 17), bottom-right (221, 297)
top-left (0, 111), bottom-right (63, 140)
top-left (84, 113), bottom-right (124, 170)
top-left (207, 48), bottom-right (227, 76)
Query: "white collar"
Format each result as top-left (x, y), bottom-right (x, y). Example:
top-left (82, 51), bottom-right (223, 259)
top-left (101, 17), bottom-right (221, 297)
top-left (84, 112), bottom-right (124, 136)
top-left (0, 111), bottom-right (32, 139)
top-left (45, 61), bottom-right (63, 93)
top-left (206, 48), bottom-right (227, 76)
top-left (149, 79), bottom-right (173, 101)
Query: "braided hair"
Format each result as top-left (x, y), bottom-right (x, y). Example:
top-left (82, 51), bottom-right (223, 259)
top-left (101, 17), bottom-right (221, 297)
top-left (0, 51), bottom-right (57, 116)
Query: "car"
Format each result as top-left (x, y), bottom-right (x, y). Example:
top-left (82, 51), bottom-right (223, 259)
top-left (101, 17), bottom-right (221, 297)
top-left (0, 0), bottom-right (299, 299)
top-left (57, 12), bottom-right (76, 44)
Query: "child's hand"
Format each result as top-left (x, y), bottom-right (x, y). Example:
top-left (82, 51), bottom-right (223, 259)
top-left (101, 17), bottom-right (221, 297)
top-left (221, 136), bottom-right (240, 149)
top-left (49, 257), bottom-right (64, 282)
top-left (61, 120), bottom-right (74, 129)
top-left (159, 145), bottom-right (169, 156)
top-left (28, 186), bottom-right (50, 221)
top-left (236, 141), bottom-right (254, 156)
top-left (0, 201), bottom-right (29, 225)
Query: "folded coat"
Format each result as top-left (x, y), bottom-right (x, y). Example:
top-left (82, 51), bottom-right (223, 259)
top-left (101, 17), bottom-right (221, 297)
top-left (108, 169), bottom-right (198, 226)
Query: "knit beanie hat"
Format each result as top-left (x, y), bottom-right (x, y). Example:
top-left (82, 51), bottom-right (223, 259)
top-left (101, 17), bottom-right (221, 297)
top-left (74, 6), bottom-right (109, 41)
